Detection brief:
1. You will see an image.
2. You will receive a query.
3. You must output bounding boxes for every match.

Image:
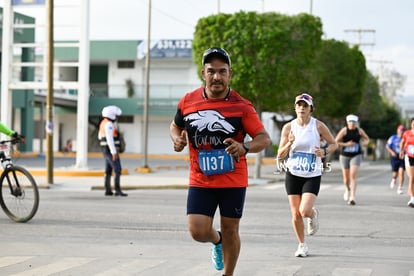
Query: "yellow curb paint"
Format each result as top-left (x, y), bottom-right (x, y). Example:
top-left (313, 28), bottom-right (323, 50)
top-left (135, 167), bottom-right (152, 173)
top-left (10, 168), bottom-right (130, 177)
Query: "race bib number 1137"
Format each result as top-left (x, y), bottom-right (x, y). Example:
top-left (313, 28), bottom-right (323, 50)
top-left (198, 149), bottom-right (235, 176)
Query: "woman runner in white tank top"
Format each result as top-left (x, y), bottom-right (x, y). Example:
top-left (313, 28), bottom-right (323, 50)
top-left (288, 117), bottom-right (323, 177)
top-left (277, 93), bottom-right (338, 257)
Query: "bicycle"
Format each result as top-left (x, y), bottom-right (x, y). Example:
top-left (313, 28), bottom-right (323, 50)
top-left (0, 138), bottom-right (39, 222)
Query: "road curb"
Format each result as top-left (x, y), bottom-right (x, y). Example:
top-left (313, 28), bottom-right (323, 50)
top-left (90, 184), bottom-right (189, 190)
top-left (27, 168), bottom-right (130, 177)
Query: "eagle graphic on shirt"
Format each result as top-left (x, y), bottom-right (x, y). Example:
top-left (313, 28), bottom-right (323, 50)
top-left (184, 110), bottom-right (235, 134)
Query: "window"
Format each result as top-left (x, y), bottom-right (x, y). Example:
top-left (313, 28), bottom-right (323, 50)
top-left (117, 60), bottom-right (135, 69)
top-left (118, 116), bottom-right (134, 123)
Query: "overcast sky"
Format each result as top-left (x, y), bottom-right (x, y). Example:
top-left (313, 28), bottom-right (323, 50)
top-left (7, 0), bottom-right (414, 95)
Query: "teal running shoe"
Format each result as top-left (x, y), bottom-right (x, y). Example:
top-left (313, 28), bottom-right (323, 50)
top-left (211, 242), bottom-right (224, 270)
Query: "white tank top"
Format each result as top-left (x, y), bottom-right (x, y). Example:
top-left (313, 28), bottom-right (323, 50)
top-left (287, 117), bottom-right (322, 177)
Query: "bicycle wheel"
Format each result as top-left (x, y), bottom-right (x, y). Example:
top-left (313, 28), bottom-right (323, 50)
top-left (0, 165), bottom-right (39, 222)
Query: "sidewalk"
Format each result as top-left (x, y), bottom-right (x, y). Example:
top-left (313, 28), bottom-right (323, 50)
top-left (31, 157), bottom-right (282, 190)
top-left (28, 156), bottom-right (390, 191)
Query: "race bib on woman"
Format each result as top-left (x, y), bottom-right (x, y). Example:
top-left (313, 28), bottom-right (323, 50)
top-left (407, 145), bottom-right (414, 157)
top-left (343, 143), bottom-right (359, 153)
top-left (290, 152), bottom-right (316, 172)
top-left (198, 149), bottom-right (235, 176)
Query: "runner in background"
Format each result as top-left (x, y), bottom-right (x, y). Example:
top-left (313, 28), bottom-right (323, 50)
top-left (399, 118), bottom-right (414, 207)
top-left (385, 124), bottom-right (406, 194)
top-left (335, 114), bottom-right (370, 205)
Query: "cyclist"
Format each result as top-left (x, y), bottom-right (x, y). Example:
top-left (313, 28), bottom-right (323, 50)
top-left (0, 122), bottom-right (25, 142)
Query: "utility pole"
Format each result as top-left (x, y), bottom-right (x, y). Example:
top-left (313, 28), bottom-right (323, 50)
top-left (369, 59), bottom-right (393, 84)
top-left (46, 0), bottom-right (54, 184)
top-left (344, 29), bottom-right (376, 48)
top-left (76, 0), bottom-right (90, 169)
top-left (369, 59), bottom-right (393, 75)
top-left (138, 0), bottom-right (152, 173)
top-left (309, 0), bottom-right (313, 14)
top-left (0, 0), bottom-right (13, 134)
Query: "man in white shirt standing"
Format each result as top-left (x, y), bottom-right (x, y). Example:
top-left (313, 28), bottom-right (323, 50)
top-left (98, 105), bottom-right (127, 197)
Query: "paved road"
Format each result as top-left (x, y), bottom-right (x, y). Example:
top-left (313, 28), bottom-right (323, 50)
top-left (0, 159), bottom-right (413, 275)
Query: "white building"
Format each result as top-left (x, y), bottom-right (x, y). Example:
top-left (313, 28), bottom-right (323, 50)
top-left (49, 39), bottom-right (201, 155)
top-left (48, 39), bottom-right (279, 155)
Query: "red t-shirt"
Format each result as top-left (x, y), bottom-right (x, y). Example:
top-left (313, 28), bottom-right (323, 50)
top-left (174, 87), bottom-right (265, 188)
top-left (402, 130), bottom-right (414, 158)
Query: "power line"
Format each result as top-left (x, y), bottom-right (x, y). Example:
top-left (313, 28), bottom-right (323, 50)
top-left (344, 29), bottom-right (376, 48)
top-left (140, 0), bottom-right (194, 29)
top-left (369, 59), bottom-right (393, 65)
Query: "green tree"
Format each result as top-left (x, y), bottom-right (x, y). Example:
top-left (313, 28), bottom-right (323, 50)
top-left (378, 68), bottom-right (406, 104)
top-left (359, 71), bottom-right (402, 139)
top-left (192, 11), bottom-right (323, 113)
top-left (192, 11), bottom-right (323, 177)
top-left (313, 40), bottom-right (366, 120)
top-left (361, 104), bottom-right (402, 140)
top-left (358, 71), bottom-right (386, 122)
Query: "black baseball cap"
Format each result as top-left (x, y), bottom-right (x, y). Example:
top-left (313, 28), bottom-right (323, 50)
top-left (202, 47), bottom-right (231, 66)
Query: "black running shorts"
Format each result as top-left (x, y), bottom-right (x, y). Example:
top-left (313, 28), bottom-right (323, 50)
top-left (285, 171), bottom-right (321, 196)
top-left (187, 187), bottom-right (246, 218)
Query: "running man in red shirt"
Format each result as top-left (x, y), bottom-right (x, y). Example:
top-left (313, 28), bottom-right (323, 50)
top-left (170, 47), bottom-right (271, 275)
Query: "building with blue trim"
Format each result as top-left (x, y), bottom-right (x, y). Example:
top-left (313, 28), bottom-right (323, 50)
top-left (40, 39), bottom-right (201, 154)
top-left (0, 5), bottom-right (201, 155)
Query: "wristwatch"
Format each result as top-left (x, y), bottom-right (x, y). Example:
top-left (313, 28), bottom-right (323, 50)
top-left (242, 143), bottom-right (250, 154)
